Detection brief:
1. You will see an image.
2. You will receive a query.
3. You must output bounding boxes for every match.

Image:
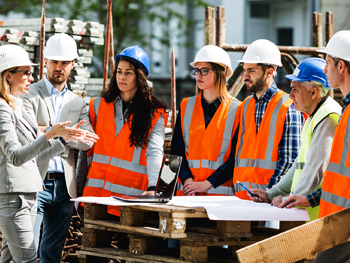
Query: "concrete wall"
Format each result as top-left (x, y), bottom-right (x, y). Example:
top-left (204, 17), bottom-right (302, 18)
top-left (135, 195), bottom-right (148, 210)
top-left (321, 0), bottom-right (350, 35)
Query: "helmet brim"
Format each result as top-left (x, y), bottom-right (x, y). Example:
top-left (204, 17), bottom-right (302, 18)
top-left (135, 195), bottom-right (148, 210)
top-left (285, 73), bottom-right (333, 90)
top-left (236, 59), bottom-right (282, 67)
top-left (44, 55), bottom-right (77, 61)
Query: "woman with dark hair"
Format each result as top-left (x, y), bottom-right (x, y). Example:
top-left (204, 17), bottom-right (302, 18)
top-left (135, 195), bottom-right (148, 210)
top-left (171, 45), bottom-right (241, 196)
top-left (81, 45), bottom-right (168, 216)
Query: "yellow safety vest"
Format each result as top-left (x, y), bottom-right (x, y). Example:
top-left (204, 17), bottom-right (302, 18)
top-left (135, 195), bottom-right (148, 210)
top-left (291, 97), bottom-right (340, 220)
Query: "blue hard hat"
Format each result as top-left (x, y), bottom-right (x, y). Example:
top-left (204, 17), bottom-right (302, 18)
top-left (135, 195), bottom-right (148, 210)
top-left (285, 57), bottom-right (332, 89)
top-left (115, 45), bottom-right (150, 76)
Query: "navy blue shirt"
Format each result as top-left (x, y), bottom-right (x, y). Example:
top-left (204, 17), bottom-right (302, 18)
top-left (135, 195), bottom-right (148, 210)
top-left (171, 95), bottom-right (239, 188)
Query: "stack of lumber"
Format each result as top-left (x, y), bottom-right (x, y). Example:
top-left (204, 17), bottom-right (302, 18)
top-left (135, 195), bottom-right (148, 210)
top-left (0, 18), bottom-right (104, 97)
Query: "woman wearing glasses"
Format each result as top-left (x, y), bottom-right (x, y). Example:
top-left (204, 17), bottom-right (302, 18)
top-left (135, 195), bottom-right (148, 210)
top-left (171, 45), bottom-right (241, 196)
top-left (80, 46), bottom-right (167, 216)
top-left (0, 44), bottom-right (97, 263)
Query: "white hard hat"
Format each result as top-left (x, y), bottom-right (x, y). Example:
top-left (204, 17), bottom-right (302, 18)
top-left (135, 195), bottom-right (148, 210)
top-left (237, 39), bottom-right (282, 67)
top-left (317, 30), bottom-right (350, 62)
top-left (43, 33), bottom-right (78, 61)
top-left (0, 44), bottom-right (37, 73)
top-left (190, 45), bottom-right (233, 78)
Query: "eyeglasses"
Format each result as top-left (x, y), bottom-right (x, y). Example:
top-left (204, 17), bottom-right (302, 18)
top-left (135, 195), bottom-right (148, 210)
top-left (10, 70), bottom-right (33, 77)
top-left (191, 68), bottom-right (213, 76)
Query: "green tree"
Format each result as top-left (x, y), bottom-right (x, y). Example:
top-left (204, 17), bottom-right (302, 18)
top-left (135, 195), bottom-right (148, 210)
top-left (1, 0), bottom-right (208, 76)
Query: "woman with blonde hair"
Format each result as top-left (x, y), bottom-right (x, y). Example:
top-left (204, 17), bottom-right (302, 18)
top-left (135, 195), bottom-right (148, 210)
top-left (0, 44), bottom-right (97, 263)
top-left (171, 45), bottom-right (241, 196)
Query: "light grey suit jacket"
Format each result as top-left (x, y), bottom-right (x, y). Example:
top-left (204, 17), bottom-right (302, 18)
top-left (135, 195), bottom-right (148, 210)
top-left (0, 99), bottom-right (65, 194)
top-left (21, 79), bottom-right (94, 198)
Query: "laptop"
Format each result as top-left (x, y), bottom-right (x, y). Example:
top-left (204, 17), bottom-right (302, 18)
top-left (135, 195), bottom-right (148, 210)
top-left (112, 154), bottom-right (182, 203)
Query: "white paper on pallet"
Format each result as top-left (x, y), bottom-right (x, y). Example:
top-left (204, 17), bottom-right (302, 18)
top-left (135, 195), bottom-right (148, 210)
top-left (72, 196), bottom-right (310, 221)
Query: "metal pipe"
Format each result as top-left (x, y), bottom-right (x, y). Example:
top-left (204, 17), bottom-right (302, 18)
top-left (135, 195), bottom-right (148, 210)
top-left (103, 0), bottom-right (112, 91)
top-left (170, 38), bottom-right (176, 132)
top-left (281, 52), bottom-right (298, 70)
top-left (39, 0), bottom-right (45, 80)
top-left (221, 44), bottom-right (322, 55)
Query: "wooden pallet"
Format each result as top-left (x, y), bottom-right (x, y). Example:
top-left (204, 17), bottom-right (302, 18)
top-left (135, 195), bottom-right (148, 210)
top-left (78, 203), bottom-right (307, 263)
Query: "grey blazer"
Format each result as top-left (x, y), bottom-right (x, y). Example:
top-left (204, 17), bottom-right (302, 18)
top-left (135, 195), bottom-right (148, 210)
top-left (21, 79), bottom-right (94, 198)
top-left (0, 100), bottom-right (65, 194)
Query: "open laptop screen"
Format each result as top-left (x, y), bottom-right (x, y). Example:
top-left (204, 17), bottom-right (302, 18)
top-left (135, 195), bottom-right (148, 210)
top-left (155, 155), bottom-right (182, 198)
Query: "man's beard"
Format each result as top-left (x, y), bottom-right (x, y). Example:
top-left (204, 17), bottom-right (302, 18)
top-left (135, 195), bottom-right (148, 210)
top-left (47, 72), bottom-right (67, 85)
top-left (245, 74), bottom-right (267, 94)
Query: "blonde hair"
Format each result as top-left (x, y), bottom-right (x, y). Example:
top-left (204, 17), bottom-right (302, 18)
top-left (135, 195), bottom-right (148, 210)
top-left (0, 68), bottom-right (16, 110)
top-left (195, 62), bottom-right (232, 105)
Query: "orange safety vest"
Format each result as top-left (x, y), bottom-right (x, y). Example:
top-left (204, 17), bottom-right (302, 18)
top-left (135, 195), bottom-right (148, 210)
top-left (82, 97), bottom-right (167, 216)
top-left (319, 105), bottom-right (350, 218)
top-left (177, 95), bottom-right (241, 196)
top-left (233, 90), bottom-right (292, 200)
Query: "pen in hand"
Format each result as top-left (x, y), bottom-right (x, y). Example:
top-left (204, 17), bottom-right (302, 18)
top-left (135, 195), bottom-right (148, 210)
top-left (237, 181), bottom-right (258, 197)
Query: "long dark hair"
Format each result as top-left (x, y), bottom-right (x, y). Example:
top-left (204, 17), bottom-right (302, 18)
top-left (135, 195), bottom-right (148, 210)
top-left (101, 58), bottom-right (168, 148)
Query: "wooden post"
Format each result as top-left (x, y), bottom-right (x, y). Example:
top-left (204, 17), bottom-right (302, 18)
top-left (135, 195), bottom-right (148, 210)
top-left (170, 38), bottom-right (176, 132)
top-left (215, 6), bottom-right (225, 47)
top-left (39, 0), bottom-right (45, 80)
top-left (109, 13), bottom-right (115, 73)
top-left (325, 11), bottom-right (334, 45)
top-left (325, 11), bottom-right (334, 98)
top-left (312, 12), bottom-right (323, 48)
top-left (102, 0), bottom-right (112, 91)
top-left (205, 6), bottom-right (215, 45)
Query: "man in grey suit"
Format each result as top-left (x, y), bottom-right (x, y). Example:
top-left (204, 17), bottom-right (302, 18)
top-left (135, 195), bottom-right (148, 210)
top-left (22, 33), bottom-right (95, 263)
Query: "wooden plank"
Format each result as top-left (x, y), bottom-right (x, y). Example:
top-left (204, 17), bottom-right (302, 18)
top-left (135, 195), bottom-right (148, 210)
top-left (77, 247), bottom-right (188, 263)
top-left (159, 216), bottom-right (186, 234)
top-left (129, 234), bottom-right (156, 255)
top-left (180, 245), bottom-right (208, 262)
top-left (126, 204), bottom-right (206, 214)
top-left (159, 211), bottom-right (208, 218)
top-left (236, 207), bottom-right (350, 263)
top-left (217, 221), bottom-right (252, 238)
top-left (120, 207), bottom-right (145, 226)
top-left (84, 203), bottom-right (107, 220)
top-left (84, 220), bottom-right (187, 239)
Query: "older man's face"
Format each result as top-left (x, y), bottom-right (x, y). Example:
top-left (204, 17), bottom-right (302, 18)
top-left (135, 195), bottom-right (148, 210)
top-left (289, 81), bottom-right (314, 114)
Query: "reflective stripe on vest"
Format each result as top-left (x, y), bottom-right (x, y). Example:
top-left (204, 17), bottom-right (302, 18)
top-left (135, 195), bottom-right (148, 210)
top-left (235, 93), bottom-right (290, 169)
top-left (104, 182), bottom-right (144, 195)
top-left (322, 190), bottom-right (350, 209)
top-left (110, 156), bottom-right (147, 175)
top-left (184, 97), bottom-right (238, 170)
top-left (177, 182), bottom-right (234, 196)
top-left (85, 178), bottom-right (105, 188)
top-left (233, 181), bottom-right (267, 192)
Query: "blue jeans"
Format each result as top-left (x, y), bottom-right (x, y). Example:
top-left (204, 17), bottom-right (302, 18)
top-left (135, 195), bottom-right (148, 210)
top-left (33, 178), bottom-right (73, 263)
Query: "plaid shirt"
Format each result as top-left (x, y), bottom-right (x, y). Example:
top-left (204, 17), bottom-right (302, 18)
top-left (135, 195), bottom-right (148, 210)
top-left (253, 83), bottom-right (304, 188)
top-left (171, 95), bottom-right (239, 188)
top-left (307, 92), bottom-right (350, 207)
